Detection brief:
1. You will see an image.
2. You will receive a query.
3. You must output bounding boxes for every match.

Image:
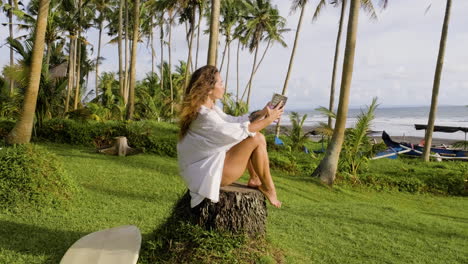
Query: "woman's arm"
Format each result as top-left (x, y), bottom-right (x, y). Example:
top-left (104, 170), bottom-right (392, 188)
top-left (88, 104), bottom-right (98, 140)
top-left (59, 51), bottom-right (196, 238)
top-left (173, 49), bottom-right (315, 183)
top-left (248, 102), bottom-right (284, 133)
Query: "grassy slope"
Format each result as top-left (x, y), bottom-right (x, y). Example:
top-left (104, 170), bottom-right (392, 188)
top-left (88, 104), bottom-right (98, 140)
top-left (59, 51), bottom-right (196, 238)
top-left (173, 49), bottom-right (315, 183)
top-left (0, 143), bottom-right (466, 263)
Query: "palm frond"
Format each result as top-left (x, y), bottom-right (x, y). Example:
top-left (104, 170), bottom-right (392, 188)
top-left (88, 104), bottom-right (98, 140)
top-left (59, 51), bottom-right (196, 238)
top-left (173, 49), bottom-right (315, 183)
top-left (315, 106), bottom-right (336, 119)
top-left (312, 0), bottom-right (327, 22)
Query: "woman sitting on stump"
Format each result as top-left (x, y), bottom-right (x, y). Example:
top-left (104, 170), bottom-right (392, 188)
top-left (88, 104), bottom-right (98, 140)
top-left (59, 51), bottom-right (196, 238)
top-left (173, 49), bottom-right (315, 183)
top-left (177, 65), bottom-right (283, 208)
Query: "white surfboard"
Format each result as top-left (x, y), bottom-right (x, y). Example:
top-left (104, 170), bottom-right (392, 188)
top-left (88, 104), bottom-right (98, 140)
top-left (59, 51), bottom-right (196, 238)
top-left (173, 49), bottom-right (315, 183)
top-left (60, 225), bottom-right (142, 264)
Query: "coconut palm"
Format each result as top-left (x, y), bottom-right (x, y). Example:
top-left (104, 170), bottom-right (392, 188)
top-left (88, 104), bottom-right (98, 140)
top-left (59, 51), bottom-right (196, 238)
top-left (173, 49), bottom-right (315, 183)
top-left (326, 0), bottom-right (378, 129)
top-left (207, 0), bottom-right (220, 66)
top-left (93, 0), bottom-right (112, 103)
top-left (274, 0), bottom-right (312, 137)
top-left (311, 0), bottom-right (361, 185)
top-left (181, 0), bottom-right (199, 88)
top-left (125, 0), bottom-right (140, 120)
top-left (194, 0), bottom-right (206, 68)
top-left (6, 0), bottom-right (51, 144)
top-left (238, 0), bottom-right (287, 107)
top-left (218, 0), bottom-right (240, 92)
top-left (423, 0), bottom-right (452, 161)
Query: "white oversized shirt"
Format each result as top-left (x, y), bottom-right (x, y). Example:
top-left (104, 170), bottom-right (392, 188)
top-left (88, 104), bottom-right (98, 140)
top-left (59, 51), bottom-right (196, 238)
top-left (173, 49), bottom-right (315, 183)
top-left (177, 105), bottom-right (256, 208)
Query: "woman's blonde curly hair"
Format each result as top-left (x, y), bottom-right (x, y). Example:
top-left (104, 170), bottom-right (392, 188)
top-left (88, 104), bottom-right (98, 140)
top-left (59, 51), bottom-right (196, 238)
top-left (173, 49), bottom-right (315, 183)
top-left (179, 65), bottom-right (219, 140)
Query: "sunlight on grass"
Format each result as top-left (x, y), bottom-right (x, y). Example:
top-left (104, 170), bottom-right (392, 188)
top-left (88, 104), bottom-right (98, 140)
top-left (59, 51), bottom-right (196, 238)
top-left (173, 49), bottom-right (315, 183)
top-left (0, 143), bottom-right (466, 263)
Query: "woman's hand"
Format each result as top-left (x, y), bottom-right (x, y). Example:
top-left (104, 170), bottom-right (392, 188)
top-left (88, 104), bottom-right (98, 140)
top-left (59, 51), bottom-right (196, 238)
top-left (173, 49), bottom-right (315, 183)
top-left (266, 101), bottom-right (284, 122)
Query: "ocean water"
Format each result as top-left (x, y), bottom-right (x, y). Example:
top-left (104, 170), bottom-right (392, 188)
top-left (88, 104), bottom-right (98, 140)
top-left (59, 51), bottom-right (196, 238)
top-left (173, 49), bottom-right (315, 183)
top-left (281, 105), bottom-right (468, 141)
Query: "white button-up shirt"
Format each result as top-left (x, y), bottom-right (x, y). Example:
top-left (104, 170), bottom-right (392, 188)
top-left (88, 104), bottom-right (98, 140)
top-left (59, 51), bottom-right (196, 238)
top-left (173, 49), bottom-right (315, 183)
top-left (177, 105), bottom-right (256, 207)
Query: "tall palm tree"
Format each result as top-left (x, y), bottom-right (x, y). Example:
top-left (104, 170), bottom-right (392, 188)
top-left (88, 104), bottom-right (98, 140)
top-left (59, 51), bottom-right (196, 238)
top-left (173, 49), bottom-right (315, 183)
top-left (182, 1), bottom-right (198, 88)
top-left (126, 0), bottom-right (139, 120)
top-left (327, 0), bottom-right (377, 129)
top-left (207, 0), bottom-right (220, 66)
top-left (93, 0), bottom-right (111, 103)
top-left (8, 0), bottom-right (17, 95)
top-left (311, 0), bottom-right (360, 185)
top-left (274, 0), bottom-right (310, 137)
top-left (218, 0), bottom-right (242, 93)
top-left (118, 0), bottom-right (125, 99)
top-left (6, 0), bottom-right (51, 144)
top-left (423, 0), bottom-right (452, 161)
top-left (194, 0), bottom-right (206, 68)
top-left (239, 0), bottom-right (287, 107)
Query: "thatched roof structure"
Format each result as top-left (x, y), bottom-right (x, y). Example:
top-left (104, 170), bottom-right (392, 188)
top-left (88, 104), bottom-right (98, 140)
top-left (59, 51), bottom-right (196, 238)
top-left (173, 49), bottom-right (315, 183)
top-left (49, 62), bottom-right (68, 79)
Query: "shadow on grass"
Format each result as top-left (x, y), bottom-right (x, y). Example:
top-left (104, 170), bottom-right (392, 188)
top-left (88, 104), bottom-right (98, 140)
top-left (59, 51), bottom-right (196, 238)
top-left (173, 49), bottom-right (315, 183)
top-left (0, 220), bottom-right (87, 263)
top-left (423, 212), bottom-right (468, 224)
top-left (299, 211), bottom-right (467, 241)
top-left (82, 183), bottom-right (167, 202)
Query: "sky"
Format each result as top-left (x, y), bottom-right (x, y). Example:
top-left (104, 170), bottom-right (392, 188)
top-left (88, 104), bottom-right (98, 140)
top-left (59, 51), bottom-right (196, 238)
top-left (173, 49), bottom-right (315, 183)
top-left (1, 0), bottom-right (467, 111)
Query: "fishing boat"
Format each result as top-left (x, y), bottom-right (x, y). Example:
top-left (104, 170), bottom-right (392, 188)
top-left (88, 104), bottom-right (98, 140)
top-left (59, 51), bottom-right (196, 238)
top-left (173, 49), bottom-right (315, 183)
top-left (379, 130), bottom-right (468, 161)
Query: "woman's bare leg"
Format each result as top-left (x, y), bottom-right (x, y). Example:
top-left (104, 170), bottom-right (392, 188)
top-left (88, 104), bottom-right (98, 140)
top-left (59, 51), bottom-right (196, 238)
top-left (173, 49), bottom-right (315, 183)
top-left (247, 160), bottom-right (261, 188)
top-left (222, 133), bottom-right (281, 208)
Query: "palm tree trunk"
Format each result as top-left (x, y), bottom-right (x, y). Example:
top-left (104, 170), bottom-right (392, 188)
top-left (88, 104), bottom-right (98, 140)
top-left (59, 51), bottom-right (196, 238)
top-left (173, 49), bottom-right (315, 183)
top-left (246, 45), bottom-right (259, 107)
top-left (183, 8), bottom-right (196, 91)
top-left (219, 41), bottom-right (228, 72)
top-left (74, 36), bottom-right (82, 110)
top-left (118, 0), bottom-right (124, 99)
top-left (45, 43), bottom-right (52, 76)
top-left (124, 0), bottom-right (130, 104)
top-left (9, 0), bottom-right (15, 96)
top-left (96, 21), bottom-right (103, 103)
top-left (275, 2), bottom-right (307, 137)
top-left (65, 36), bottom-right (74, 113)
top-left (150, 16), bottom-right (155, 75)
top-left (225, 40), bottom-right (231, 94)
top-left (168, 12), bottom-right (174, 115)
top-left (195, 6), bottom-right (202, 69)
top-left (126, 0), bottom-right (139, 120)
top-left (312, 0), bottom-right (360, 185)
top-left (207, 0), bottom-right (220, 66)
top-left (236, 39), bottom-right (240, 102)
top-left (423, 0), bottom-right (452, 161)
top-left (328, 0), bottom-right (347, 129)
top-left (241, 40), bottom-right (270, 103)
top-left (6, 0), bottom-right (51, 144)
top-left (159, 23), bottom-right (165, 109)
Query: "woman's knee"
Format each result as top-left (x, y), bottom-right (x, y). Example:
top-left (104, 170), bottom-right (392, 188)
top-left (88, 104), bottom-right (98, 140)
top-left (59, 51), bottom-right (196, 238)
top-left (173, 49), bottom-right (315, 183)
top-left (253, 133), bottom-right (266, 146)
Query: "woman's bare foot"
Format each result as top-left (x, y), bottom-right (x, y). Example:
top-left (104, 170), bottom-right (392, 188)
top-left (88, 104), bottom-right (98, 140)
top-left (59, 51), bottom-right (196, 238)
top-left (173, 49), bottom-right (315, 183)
top-left (258, 185), bottom-right (281, 208)
top-left (248, 177), bottom-right (262, 188)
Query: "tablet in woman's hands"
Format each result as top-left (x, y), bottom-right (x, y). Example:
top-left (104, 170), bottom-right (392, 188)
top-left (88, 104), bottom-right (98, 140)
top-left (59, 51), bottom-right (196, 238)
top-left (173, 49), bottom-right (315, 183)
top-left (270, 93), bottom-right (287, 108)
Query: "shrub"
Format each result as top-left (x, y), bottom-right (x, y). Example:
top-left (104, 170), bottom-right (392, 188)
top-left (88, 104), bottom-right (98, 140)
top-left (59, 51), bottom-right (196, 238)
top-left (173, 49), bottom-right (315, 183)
top-left (0, 119), bottom-right (15, 143)
top-left (34, 119), bottom-right (178, 157)
top-left (358, 158), bottom-right (467, 196)
top-left (0, 144), bottom-right (76, 210)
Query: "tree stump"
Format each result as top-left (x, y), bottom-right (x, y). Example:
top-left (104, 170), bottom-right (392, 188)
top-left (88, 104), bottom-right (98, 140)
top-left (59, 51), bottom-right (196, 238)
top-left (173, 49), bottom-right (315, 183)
top-left (98, 136), bottom-right (141, 156)
top-left (174, 182), bottom-right (267, 237)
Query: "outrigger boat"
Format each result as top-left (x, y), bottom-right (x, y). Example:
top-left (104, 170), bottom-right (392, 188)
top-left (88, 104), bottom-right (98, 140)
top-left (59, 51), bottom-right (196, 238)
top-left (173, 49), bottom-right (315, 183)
top-left (376, 129), bottom-right (468, 161)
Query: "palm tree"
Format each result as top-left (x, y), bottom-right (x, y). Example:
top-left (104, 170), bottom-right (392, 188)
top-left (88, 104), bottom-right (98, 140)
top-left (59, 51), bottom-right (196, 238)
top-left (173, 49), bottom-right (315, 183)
top-left (118, 0), bottom-right (125, 99)
top-left (274, 0), bottom-right (311, 137)
top-left (207, 0), bottom-right (220, 66)
top-left (311, 0), bottom-right (361, 185)
top-left (93, 0), bottom-right (111, 103)
top-left (423, 0), bottom-right (452, 161)
top-left (8, 0), bottom-right (17, 95)
top-left (238, 0), bottom-right (287, 107)
top-left (181, 1), bottom-right (199, 88)
top-left (126, 0), bottom-right (140, 120)
top-left (218, 0), bottom-right (240, 92)
top-left (327, 0), bottom-right (377, 129)
top-left (6, 0), bottom-right (51, 144)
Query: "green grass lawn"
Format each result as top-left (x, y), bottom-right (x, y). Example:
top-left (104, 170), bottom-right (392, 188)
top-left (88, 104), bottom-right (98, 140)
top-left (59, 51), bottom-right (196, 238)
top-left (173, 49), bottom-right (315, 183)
top-left (0, 143), bottom-right (467, 263)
